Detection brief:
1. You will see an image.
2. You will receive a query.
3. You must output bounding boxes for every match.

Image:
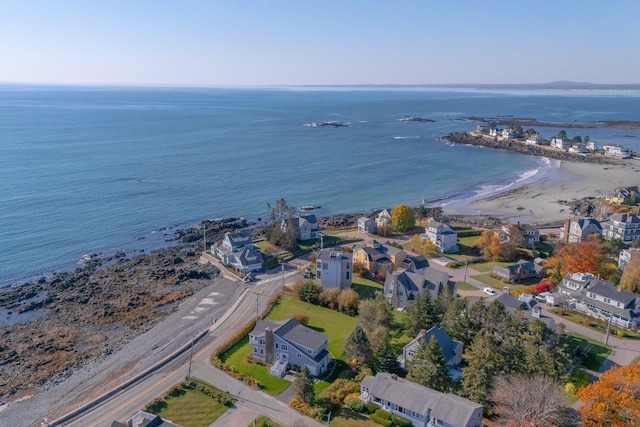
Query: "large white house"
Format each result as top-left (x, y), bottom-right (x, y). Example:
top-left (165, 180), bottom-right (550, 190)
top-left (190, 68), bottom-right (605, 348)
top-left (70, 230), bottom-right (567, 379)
top-left (360, 372), bottom-right (483, 427)
top-left (421, 219), bottom-right (458, 253)
top-left (282, 214), bottom-right (320, 241)
top-left (559, 217), bottom-right (602, 243)
top-left (212, 231), bottom-right (263, 273)
top-left (316, 249), bottom-right (352, 290)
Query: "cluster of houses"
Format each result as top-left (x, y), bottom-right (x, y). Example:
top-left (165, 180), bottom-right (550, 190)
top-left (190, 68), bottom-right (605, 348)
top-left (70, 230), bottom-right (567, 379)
top-left (476, 125), bottom-right (632, 158)
top-left (560, 214), bottom-right (640, 244)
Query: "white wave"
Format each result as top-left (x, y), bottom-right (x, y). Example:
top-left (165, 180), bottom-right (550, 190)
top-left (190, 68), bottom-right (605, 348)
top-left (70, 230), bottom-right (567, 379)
top-left (393, 136), bottom-right (420, 140)
top-left (473, 166), bottom-right (542, 199)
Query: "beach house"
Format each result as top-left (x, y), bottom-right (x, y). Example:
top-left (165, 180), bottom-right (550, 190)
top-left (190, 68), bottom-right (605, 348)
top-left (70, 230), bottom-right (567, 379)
top-left (352, 241), bottom-right (407, 275)
top-left (384, 267), bottom-right (455, 310)
top-left (492, 259), bottom-right (545, 282)
top-left (282, 214), bottom-right (320, 241)
top-left (376, 209), bottom-right (392, 229)
top-left (358, 216), bottom-right (377, 233)
top-left (213, 231), bottom-right (264, 273)
top-left (619, 248), bottom-right (640, 271)
top-left (601, 213), bottom-right (640, 243)
top-left (421, 218), bottom-right (458, 253)
top-left (359, 372), bottom-right (483, 427)
top-left (249, 318), bottom-right (331, 377)
top-left (559, 217), bottom-right (602, 243)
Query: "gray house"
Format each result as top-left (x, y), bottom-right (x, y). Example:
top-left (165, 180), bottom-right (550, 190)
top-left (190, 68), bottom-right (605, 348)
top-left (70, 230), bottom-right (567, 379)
top-left (601, 213), bottom-right (640, 243)
top-left (401, 327), bottom-right (463, 380)
top-left (249, 318), bottom-right (331, 377)
top-left (495, 292), bottom-right (555, 329)
top-left (360, 372), bottom-right (483, 427)
top-left (316, 249), bottom-right (352, 290)
top-left (282, 214), bottom-right (320, 241)
top-left (492, 259), bottom-right (545, 282)
top-left (560, 217), bottom-right (602, 243)
top-left (358, 216), bottom-right (377, 233)
top-left (384, 267), bottom-right (455, 309)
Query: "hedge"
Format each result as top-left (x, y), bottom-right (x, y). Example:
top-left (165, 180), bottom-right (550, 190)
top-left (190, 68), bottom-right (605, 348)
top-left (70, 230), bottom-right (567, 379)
top-left (375, 409), bottom-right (392, 420)
top-left (366, 402), bottom-right (380, 414)
top-left (369, 414), bottom-right (392, 427)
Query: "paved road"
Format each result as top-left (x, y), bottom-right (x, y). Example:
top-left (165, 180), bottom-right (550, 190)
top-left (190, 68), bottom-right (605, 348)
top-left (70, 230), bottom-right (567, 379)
top-left (52, 270), bottom-right (317, 427)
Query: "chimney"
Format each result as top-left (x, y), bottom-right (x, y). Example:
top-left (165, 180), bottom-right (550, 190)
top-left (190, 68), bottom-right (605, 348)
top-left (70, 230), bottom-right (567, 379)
top-left (617, 286), bottom-right (622, 292)
top-left (563, 218), bottom-right (570, 244)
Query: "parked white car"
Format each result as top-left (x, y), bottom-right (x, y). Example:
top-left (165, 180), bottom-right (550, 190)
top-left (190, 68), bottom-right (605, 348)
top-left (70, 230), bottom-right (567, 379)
top-left (483, 287), bottom-right (497, 296)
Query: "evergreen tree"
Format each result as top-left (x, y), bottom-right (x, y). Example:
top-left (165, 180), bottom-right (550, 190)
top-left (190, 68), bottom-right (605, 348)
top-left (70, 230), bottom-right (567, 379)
top-left (403, 291), bottom-right (437, 337)
top-left (442, 298), bottom-right (474, 346)
top-left (407, 336), bottom-right (451, 392)
top-left (461, 331), bottom-right (503, 406)
top-left (343, 325), bottom-right (373, 368)
top-left (372, 333), bottom-right (404, 376)
top-left (357, 293), bottom-right (393, 333)
top-left (293, 365), bottom-right (314, 404)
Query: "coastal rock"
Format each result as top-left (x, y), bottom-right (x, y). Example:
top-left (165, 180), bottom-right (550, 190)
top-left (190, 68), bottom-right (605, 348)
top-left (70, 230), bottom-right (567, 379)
top-left (399, 116), bottom-right (436, 123)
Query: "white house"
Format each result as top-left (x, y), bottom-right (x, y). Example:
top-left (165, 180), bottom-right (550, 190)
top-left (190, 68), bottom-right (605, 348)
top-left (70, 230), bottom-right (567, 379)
top-left (604, 144), bottom-right (631, 158)
top-left (282, 214), bottom-right (320, 241)
top-left (376, 209), bottom-right (392, 229)
top-left (550, 137), bottom-right (571, 150)
top-left (213, 231), bottom-right (264, 273)
top-left (525, 133), bottom-right (543, 145)
top-left (249, 318), bottom-right (331, 377)
top-left (421, 218), bottom-right (458, 253)
top-left (619, 248), bottom-right (640, 271)
top-left (569, 143), bottom-right (589, 154)
top-left (316, 249), bottom-right (352, 290)
top-left (360, 373), bottom-right (483, 427)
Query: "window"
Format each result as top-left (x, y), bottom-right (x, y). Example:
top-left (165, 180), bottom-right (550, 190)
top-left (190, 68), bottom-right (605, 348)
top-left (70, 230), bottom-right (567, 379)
top-left (297, 353), bottom-right (302, 359)
top-left (253, 347), bottom-right (258, 353)
top-left (346, 272), bottom-right (350, 279)
top-left (260, 349), bottom-right (264, 355)
top-left (323, 263), bottom-right (328, 269)
top-left (604, 298), bottom-right (611, 304)
top-left (275, 343), bottom-right (279, 349)
top-left (281, 344), bottom-right (288, 351)
top-left (259, 338), bottom-right (263, 345)
top-left (307, 349), bottom-right (312, 354)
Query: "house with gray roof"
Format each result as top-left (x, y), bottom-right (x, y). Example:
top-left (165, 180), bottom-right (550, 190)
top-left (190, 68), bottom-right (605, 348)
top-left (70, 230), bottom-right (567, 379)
top-left (492, 259), bottom-right (545, 282)
top-left (353, 241), bottom-right (407, 275)
top-left (421, 219), bottom-right (459, 253)
top-left (249, 318), bottom-right (331, 377)
top-left (213, 231), bottom-right (264, 273)
top-left (495, 292), bottom-right (555, 329)
top-left (110, 411), bottom-right (182, 427)
top-left (384, 267), bottom-right (455, 309)
top-left (578, 281), bottom-right (640, 329)
top-left (282, 214), bottom-right (320, 241)
top-left (360, 372), bottom-right (483, 427)
top-left (376, 209), bottom-right (392, 228)
top-left (401, 327), bottom-right (463, 380)
top-left (560, 217), bottom-right (602, 243)
top-left (498, 223), bottom-right (540, 248)
top-left (601, 213), bottom-right (640, 243)
top-left (358, 216), bottom-right (377, 233)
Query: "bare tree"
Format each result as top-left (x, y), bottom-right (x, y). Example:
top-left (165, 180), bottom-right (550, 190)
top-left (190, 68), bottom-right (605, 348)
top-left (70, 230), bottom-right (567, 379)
top-left (491, 374), bottom-right (563, 427)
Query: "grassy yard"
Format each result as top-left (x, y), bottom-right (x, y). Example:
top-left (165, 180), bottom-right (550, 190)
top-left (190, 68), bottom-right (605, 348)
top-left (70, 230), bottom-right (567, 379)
top-left (330, 408), bottom-right (380, 427)
top-left (219, 336), bottom-right (292, 396)
top-left (154, 385), bottom-right (230, 427)
top-left (268, 295), bottom-right (357, 360)
top-left (248, 416), bottom-right (284, 427)
top-left (458, 235), bottom-right (481, 248)
top-left (472, 273), bottom-right (508, 290)
top-left (551, 308), bottom-right (640, 339)
top-left (567, 332), bottom-right (612, 371)
top-left (469, 261), bottom-right (512, 273)
top-left (322, 228), bottom-right (358, 236)
top-left (352, 277), bottom-right (384, 300)
top-left (456, 281), bottom-right (480, 291)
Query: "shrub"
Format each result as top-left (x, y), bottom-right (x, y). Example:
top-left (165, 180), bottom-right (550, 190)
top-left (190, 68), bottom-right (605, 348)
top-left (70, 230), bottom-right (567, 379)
top-left (369, 414), bottom-right (392, 427)
top-left (617, 329), bottom-right (626, 338)
top-left (570, 368), bottom-right (592, 388)
top-left (391, 415), bottom-right (413, 427)
top-left (214, 318), bottom-right (256, 356)
top-left (293, 313), bottom-right (309, 326)
top-left (144, 397), bottom-right (167, 414)
top-left (366, 402), bottom-right (380, 414)
top-left (565, 382), bottom-right (577, 395)
top-left (375, 409), bottom-right (392, 420)
top-left (345, 393), bottom-right (365, 412)
top-left (166, 384), bottom-right (186, 398)
top-left (582, 317), bottom-right (591, 327)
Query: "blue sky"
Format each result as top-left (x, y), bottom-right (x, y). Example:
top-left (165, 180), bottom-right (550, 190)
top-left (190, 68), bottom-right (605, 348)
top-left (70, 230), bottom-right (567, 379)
top-left (1, 1), bottom-right (638, 86)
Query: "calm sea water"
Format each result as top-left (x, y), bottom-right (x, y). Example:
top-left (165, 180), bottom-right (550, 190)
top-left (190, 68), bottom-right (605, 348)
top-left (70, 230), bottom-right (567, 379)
top-left (1, 85), bottom-right (640, 286)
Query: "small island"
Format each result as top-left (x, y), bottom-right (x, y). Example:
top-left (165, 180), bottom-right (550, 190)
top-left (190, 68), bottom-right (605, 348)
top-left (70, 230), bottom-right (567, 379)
top-left (304, 121), bottom-right (350, 127)
top-left (399, 116), bottom-right (436, 123)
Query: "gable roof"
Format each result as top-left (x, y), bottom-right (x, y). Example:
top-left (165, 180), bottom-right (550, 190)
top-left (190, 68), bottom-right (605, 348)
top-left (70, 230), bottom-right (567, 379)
top-left (588, 280), bottom-right (637, 305)
top-left (609, 213), bottom-right (640, 224)
top-left (405, 326), bottom-right (462, 365)
top-left (251, 318), bottom-right (328, 351)
top-left (225, 230), bottom-right (252, 245)
top-left (572, 217), bottom-right (602, 232)
top-left (406, 255), bottom-right (429, 270)
top-left (237, 246), bottom-right (263, 267)
top-left (361, 373), bottom-right (482, 425)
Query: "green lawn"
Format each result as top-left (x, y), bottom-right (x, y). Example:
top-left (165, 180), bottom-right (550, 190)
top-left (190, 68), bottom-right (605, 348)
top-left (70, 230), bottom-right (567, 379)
top-left (458, 235), bottom-right (481, 248)
top-left (469, 261), bottom-right (512, 273)
top-left (456, 281), bottom-right (480, 291)
top-left (219, 336), bottom-right (292, 396)
top-left (472, 273), bottom-right (509, 290)
top-left (567, 332), bottom-right (612, 371)
top-left (155, 388), bottom-right (230, 427)
top-left (352, 277), bottom-right (384, 300)
top-left (268, 295), bottom-right (357, 360)
top-left (322, 228), bottom-right (358, 236)
top-left (551, 309), bottom-right (640, 339)
top-left (255, 240), bottom-right (280, 254)
top-left (248, 416), bottom-right (284, 427)
top-left (330, 408), bottom-right (380, 427)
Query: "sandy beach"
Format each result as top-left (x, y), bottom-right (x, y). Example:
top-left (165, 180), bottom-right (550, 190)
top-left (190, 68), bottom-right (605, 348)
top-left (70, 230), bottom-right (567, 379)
top-left (448, 159), bottom-right (640, 225)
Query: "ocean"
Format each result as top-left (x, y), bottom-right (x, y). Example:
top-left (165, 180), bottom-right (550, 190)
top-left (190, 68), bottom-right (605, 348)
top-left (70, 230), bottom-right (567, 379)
top-left (1, 85), bottom-right (640, 287)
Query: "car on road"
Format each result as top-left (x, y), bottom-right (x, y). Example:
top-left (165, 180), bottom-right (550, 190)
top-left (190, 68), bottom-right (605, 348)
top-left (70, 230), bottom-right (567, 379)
top-left (302, 269), bottom-right (314, 278)
top-left (483, 287), bottom-right (497, 296)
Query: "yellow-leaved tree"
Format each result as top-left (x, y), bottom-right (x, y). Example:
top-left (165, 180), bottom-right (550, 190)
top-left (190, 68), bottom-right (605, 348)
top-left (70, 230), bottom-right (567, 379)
top-left (391, 204), bottom-right (415, 231)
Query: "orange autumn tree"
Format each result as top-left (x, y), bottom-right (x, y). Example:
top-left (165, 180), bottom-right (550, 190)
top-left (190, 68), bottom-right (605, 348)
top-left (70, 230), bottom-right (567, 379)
top-left (577, 362), bottom-right (640, 427)
top-left (545, 239), bottom-right (606, 278)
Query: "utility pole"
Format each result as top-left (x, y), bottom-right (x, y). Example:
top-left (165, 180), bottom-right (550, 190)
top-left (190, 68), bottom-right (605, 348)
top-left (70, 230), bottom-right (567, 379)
top-left (187, 334), bottom-right (195, 379)
top-left (281, 263), bottom-right (285, 294)
top-left (463, 260), bottom-right (469, 283)
top-left (604, 311), bottom-right (613, 346)
top-left (326, 411), bottom-right (331, 425)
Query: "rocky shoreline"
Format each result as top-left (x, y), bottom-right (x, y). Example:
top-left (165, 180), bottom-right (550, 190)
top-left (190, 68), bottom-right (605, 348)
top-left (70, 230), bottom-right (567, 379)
top-left (0, 206), bottom-right (514, 403)
top-left (443, 131), bottom-right (630, 164)
top-left (465, 116), bottom-right (640, 130)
